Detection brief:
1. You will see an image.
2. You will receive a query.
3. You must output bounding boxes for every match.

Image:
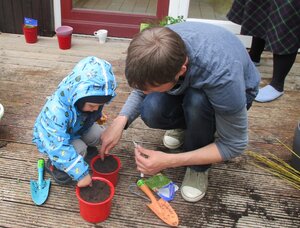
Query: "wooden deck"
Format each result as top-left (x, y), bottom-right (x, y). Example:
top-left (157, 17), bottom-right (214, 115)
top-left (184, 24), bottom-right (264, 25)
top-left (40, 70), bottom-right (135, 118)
top-left (0, 33), bottom-right (299, 227)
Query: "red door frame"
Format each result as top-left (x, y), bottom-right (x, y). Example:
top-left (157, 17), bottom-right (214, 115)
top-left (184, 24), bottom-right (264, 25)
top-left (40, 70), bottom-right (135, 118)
top-left (61, 0), bottom-right (169, 38)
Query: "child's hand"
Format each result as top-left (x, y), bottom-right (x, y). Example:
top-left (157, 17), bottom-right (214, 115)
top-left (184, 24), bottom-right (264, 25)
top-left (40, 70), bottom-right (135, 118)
top-left (100, 115), bottom-right (128, 159)
top-left (77, 174), bottom-right (92, 187)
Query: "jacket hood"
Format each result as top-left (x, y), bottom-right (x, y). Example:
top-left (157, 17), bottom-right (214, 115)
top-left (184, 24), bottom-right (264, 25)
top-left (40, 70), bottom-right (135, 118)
top-left (55, 56), bottom-right (117, 106)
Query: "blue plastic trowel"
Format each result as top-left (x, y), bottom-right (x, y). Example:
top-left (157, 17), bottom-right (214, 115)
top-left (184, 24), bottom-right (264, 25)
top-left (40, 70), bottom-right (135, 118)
top-left (30, 159), bottom-right (50, 205)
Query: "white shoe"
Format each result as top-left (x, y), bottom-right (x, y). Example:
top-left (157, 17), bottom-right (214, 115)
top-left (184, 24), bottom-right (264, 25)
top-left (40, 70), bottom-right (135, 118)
top-left (181, 168), bottom-right (208, 202)
top-left (163, 129), bottom-right (185, 149)
top-left (0, 103), bottom-right (4, 120)
top-left (254, 85), bottom-right (284, 102)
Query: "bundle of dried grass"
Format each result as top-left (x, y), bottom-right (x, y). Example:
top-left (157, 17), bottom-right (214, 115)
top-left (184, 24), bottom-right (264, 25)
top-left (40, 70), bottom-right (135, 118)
top-left (247, 139), bottom-right (300, 190)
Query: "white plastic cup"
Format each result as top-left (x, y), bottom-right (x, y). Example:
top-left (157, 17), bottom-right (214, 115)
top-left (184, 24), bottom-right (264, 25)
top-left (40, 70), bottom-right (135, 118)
top-left (94, 29), bottom-right (108, 44)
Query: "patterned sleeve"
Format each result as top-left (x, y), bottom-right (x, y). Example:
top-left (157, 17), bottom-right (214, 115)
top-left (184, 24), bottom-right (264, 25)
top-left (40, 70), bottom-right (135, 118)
top-left (38, 102), bottom-right (89, 181)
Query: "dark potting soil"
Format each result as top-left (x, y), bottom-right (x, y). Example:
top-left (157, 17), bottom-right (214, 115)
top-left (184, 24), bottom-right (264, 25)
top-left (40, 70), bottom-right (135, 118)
top-left (93, 155), bottom-right (118, 173)
top-left (80, 180), bottom-right (111, 203)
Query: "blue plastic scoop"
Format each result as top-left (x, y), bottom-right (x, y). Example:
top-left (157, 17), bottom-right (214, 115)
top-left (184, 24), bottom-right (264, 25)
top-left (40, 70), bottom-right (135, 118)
top-left (30, 159), bottom-right (50, 205)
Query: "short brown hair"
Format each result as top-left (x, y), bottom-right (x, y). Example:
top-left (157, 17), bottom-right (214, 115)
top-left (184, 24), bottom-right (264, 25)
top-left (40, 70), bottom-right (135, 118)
top-left (125, 26), bottom-right (187, 90)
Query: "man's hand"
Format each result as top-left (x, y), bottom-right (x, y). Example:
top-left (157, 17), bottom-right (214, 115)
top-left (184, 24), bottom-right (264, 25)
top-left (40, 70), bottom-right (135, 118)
top-left (134, 143), bottom-right (222, 175)
top-left (77, 174), bottom-right (92, 187)
top-left (134, 145), bottom-right (170, 175)
top-left (100, 116), bottom-right (128, 160)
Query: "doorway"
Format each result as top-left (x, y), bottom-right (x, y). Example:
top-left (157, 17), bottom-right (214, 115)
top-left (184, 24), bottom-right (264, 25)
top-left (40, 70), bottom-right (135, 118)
top-left (61, 0), bottom-right (169, 38)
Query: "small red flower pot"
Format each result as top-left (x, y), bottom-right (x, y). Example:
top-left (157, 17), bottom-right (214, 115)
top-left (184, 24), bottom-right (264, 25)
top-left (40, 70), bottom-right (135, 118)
top-left (76, 177), bottom-right (115, 223)
top-left (23, 25), bottom-right (38, 43)
top-left (55, 26), bottom-right (73, 50)
top-left (57, 35), bottom-right (72, 50)
top-left (91, 155), bottom-right (121, 187)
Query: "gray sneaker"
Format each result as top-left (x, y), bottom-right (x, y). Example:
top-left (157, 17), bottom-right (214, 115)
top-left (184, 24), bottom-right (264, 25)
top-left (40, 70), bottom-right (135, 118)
top-left (180, 167), bottom-right (209, 202)
top-left (163, 129), bottom-right (185, 149)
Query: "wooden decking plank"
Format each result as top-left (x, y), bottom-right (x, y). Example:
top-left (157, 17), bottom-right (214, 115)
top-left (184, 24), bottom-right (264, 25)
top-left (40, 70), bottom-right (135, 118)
top-left (0, 139), bottom-right (295, 183)
top-left (0, 121), bottom-right (165, 145)
top-left (0, 79), bottom-right (131, 102)
top-left (0, 147), bottom-right (299, 226)
top-left (0, 178), bottom-right (173, 227)
top-left (0, 120), bottom-right (296, 150)
top-left (0, 128), bottom-right (296, 164)
top-left (1, 151), bottom-right (299, 200)
top-left (1, 172), bottom-right (299, 227)
top-left (1, 170), bottom-right (299, 227)
top-left (0, 60), bottom-right (128, 87)
top-left (0, 125), bottom-right (297, 168)
top-left (0, 201), bottom-right (164, 228)
top-left (0, 34), bottom-right (129, 58)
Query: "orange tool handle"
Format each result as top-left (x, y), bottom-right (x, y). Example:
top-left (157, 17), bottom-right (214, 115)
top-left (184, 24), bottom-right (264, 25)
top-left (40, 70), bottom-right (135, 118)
top-left (137, 179), bottom-right (157, 203)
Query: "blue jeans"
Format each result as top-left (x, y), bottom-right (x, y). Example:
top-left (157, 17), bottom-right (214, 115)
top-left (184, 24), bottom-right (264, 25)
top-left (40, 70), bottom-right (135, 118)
top-left (140, 88), bottom-right (215, 172)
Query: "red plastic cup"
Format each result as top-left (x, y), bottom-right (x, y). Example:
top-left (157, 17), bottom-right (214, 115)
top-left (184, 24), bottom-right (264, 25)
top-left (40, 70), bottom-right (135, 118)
top-left (55, 26), bottom-right (73, 50)
top-left (91, 155), bottom-right (121, 187)
top-left (23, 25), bottom-right (38, 43)
top-left (57, 35), bottom-right (72, 50)
top-left (76, 177), bottom-right (115, 223)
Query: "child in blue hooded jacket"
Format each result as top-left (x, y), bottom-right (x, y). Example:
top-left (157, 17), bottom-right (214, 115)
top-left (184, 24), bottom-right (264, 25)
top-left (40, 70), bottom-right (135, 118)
top-left (33, 56), bottom-right (117, 187)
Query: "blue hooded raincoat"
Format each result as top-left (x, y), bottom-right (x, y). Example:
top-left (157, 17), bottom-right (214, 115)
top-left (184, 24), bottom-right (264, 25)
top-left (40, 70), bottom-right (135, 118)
top-left (33, 56), bottom-right (117, 181)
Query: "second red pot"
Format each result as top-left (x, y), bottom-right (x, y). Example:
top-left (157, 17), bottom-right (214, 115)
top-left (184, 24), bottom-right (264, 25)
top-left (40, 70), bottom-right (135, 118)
top-left (91, 155), bottom-right (121, 186)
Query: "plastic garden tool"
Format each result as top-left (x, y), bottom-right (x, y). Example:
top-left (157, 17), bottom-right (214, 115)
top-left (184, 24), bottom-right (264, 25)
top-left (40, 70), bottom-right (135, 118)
top-left (132, 141), bottom-right (144, 178)
top-left (30, 159), bottom-right (51, 205)
top-left (137, 179), bottom-right (179, 226)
